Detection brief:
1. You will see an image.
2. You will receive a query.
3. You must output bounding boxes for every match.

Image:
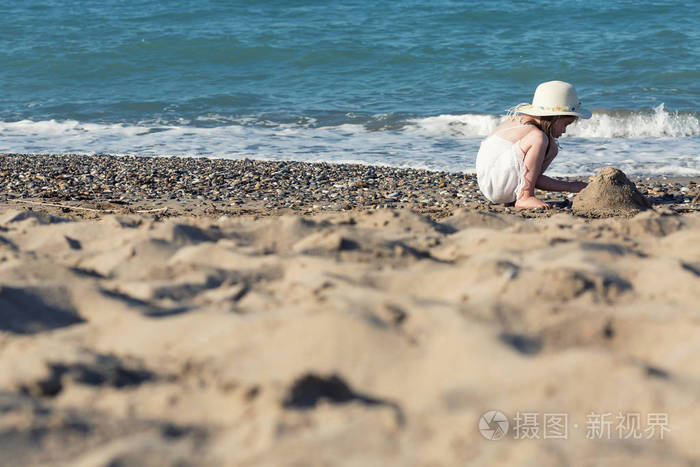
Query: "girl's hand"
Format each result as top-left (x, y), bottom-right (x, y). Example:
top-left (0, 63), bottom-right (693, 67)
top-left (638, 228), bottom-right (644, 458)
top-left (568, 181), bottom-right (588, 193)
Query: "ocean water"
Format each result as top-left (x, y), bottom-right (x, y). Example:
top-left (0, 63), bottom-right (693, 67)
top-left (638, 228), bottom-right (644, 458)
top-left (1, 1), bottom-right (698, 176)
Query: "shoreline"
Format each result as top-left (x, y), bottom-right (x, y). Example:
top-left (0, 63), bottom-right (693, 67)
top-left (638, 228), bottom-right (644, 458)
top-left (2, 153), bottom-right (699, 220)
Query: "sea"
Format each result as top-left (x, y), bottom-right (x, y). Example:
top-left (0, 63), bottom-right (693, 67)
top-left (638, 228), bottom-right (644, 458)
top-left (1, 1), bottom-right (698, 176)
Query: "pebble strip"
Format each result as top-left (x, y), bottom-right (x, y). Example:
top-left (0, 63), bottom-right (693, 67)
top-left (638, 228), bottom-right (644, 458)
top-left (1, 154), bottom-right (698, 219)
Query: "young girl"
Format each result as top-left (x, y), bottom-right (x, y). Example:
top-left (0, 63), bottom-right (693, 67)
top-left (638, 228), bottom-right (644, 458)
top-left (476, 81), bottom-right (592, 209)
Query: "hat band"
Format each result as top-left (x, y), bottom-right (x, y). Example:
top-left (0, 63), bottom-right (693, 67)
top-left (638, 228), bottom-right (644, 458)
top-left (505, 101), bottom-right (586, 120)
top-left (528, 102), bottom-right (582, 112)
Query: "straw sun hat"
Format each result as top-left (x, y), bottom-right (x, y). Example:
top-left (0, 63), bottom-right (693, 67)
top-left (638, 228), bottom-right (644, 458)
top-left (508, 81), bottom-right (592, 119)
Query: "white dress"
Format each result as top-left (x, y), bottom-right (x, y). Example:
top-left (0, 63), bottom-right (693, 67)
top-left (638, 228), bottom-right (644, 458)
top-left (475, 125), bottom-right (529, 204)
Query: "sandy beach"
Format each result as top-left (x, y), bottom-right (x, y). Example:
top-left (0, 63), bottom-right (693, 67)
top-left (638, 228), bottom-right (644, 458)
top-left (2, 154), bottom-right (700, 466)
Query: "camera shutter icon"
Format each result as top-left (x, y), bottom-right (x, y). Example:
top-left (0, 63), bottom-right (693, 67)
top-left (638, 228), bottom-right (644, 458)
top-left (479, 410), bottom-right (509, 440)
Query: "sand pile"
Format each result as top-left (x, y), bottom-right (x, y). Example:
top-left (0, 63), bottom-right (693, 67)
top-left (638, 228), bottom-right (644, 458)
top-left (572, 167), bottom-right (651, 217)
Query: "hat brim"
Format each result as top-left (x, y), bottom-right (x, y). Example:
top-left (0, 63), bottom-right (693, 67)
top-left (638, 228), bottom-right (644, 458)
top-left (519, 108), bottom-right (592, 119)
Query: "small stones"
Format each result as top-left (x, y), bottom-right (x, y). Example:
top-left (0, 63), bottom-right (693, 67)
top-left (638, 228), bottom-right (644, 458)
top-left (0, 155), bottom-right (487, 217)
top-left (0, 154), bottom-right (697, 218)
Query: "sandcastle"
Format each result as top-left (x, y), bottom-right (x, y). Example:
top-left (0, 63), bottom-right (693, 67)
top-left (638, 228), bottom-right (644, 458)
top-left (572, 167), bottom-right (651, 217)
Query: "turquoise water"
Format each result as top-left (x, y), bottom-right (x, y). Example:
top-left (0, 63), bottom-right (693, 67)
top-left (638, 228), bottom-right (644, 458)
top-left (1, 1), bottom-right (698, 175)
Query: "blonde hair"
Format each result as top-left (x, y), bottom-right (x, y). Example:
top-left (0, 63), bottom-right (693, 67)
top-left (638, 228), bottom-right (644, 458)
top-left (507, 109), bottom-right (576, 157)
top-left (505, 103), bottom-right (531, 121)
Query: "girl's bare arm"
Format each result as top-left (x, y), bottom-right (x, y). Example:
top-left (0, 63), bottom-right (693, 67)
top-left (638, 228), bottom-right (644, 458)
top-left (536, 175), bottom-right (586, 192)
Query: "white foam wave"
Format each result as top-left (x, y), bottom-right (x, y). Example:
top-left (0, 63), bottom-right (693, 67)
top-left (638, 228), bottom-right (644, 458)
top-left (403, 114), bottom-right (500, 137)
top-left (567, 104), bottom-right (699, 138)
top-left (0, 115), bottom-right (698, 176)
top-left (404, 104), bottom-right (699, 139)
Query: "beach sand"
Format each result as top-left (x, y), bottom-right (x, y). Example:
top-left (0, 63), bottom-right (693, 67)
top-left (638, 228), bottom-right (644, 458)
top-left (2, 155), bottom-right (700, 466)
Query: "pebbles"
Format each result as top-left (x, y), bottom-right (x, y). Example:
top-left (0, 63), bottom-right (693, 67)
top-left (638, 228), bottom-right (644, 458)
top-left (0, 154), bottom-right (699, 218)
